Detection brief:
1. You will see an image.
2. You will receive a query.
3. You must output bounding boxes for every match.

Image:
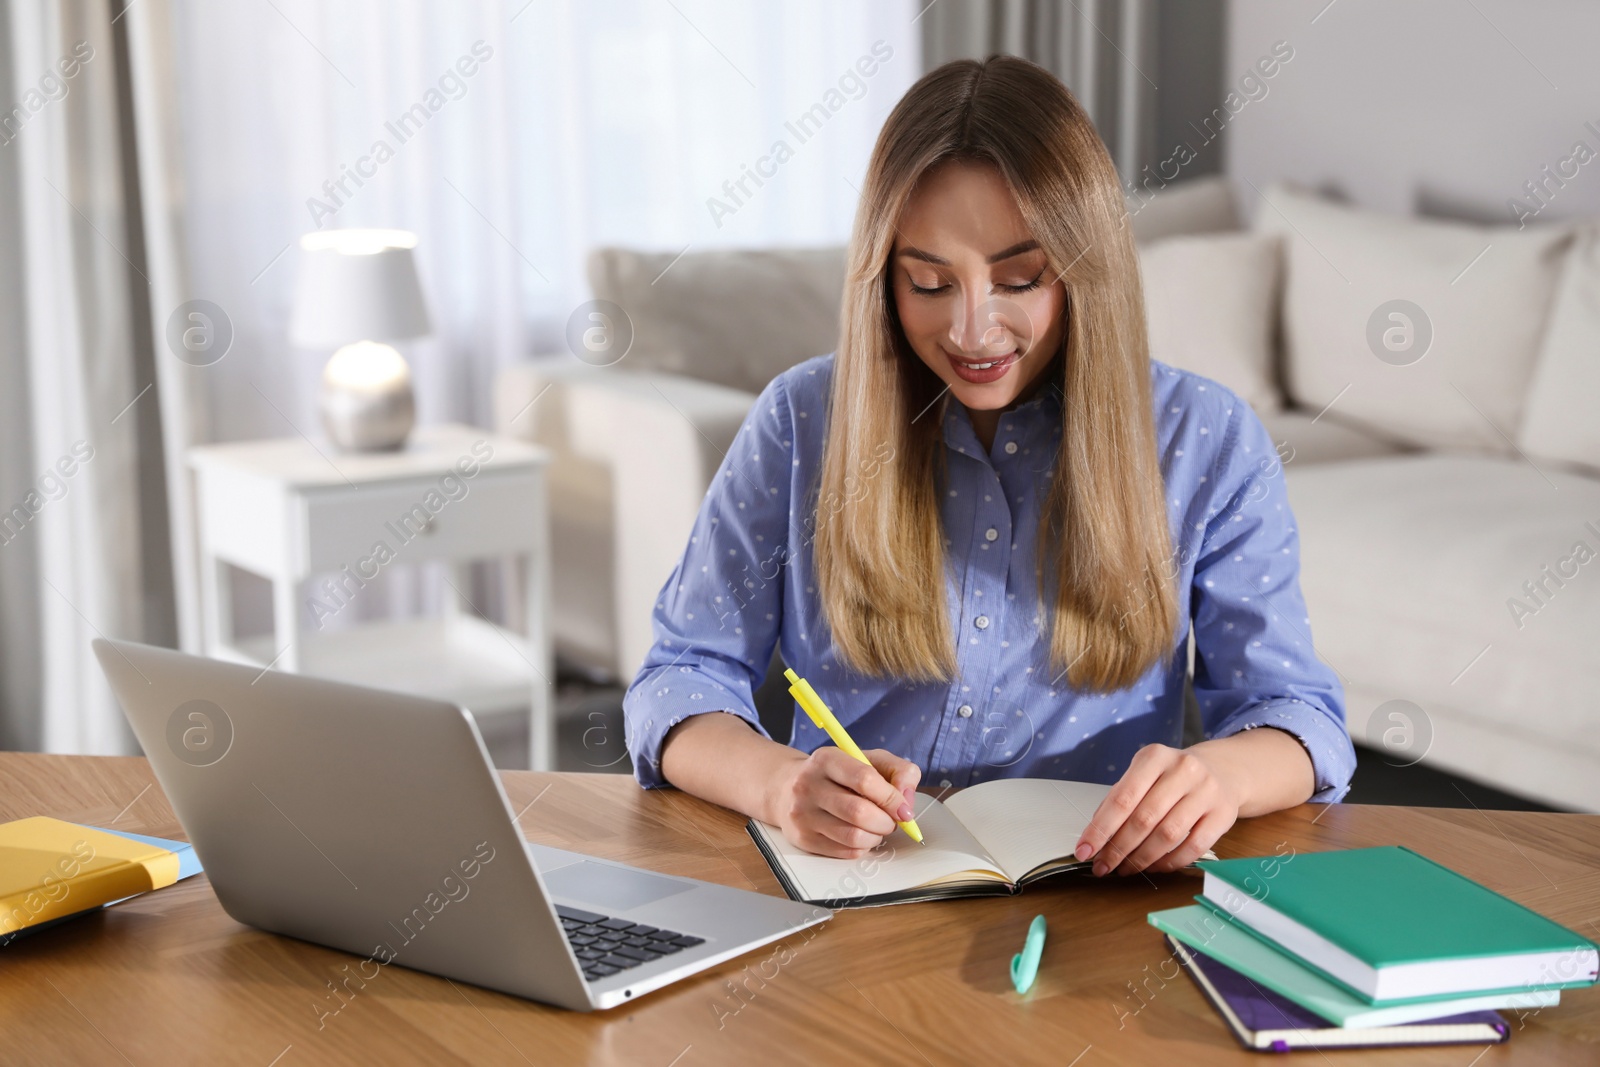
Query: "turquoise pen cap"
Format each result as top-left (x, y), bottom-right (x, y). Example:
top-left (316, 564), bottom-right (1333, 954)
top-left (1010, 914), bottom-right (1047, 994)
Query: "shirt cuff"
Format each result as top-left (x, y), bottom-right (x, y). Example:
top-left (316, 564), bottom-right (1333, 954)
top-left (1209, 697), bottom-right (1355, 804)
top-left (624, 672), bottom-right (770, 789)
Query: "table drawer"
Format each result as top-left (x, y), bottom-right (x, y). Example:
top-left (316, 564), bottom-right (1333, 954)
top-left (300, 471), bottom-right (539, 576)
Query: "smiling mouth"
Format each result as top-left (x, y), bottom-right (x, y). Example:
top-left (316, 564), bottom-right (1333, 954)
top-left (946, 348), bottom-right (1021, 371)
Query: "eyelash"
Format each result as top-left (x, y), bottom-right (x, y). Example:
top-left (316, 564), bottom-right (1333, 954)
top-left (907, 275), bottom-right (1043, 297)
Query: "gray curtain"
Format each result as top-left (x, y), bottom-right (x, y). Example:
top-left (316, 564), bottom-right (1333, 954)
top-left (0, 4), bottom-right (43, 752)
top-left (920, 0), bottom-right (1226, 184)
top-left (0, 0), bottom-right (178, 754)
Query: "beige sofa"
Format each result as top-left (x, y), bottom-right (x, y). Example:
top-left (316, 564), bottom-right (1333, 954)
top-left (496, 178), bottom-right (1600, 812)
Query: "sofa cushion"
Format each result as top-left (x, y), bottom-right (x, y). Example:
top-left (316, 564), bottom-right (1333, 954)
top-left (1285, 453), bottom-right (1600, 762)
top-left (1519, 223), bottom-right (1600, 475)
top-left (586, 245), bottom-right (845, 396)
top-left (1140, 232), bottom-right (1283, 414)
top-left (1126, 174), bottom-right (1239, 244)
top-left (1254, 184), bottom-right (1574, 454)
top-left (1256, 409), bottom-right (1413, 465)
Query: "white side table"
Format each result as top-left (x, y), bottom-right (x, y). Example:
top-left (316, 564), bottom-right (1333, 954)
top-left (187, 424), bottom-right (555, 770)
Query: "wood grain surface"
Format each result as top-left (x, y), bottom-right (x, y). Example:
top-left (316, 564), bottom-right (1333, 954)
top-left (0, 753), bottom-right (1595, 1066)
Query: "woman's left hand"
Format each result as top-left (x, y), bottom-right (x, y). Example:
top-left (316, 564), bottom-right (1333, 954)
top-left (1072, 742), bottom-right (1242, 876)
top-left (1073, 727), bottom-right (1316, 876)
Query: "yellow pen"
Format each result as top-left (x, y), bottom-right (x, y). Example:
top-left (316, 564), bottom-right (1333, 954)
top-left (783, 667), bottom-right (924, 845)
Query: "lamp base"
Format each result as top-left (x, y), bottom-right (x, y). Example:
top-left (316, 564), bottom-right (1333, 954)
top-left (320, 380), bottom-right (415, 451)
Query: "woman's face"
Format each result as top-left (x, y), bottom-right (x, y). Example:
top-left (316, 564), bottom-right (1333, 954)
top-left (890, 158), bottom-right (1067, 415)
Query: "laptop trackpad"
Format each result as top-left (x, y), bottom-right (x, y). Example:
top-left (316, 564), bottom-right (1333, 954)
top-left (543, 860), bottom-right (694, 913)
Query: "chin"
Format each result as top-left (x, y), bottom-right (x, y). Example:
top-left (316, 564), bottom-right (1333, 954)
top-left (949, 380), bottom-right (1019, 408)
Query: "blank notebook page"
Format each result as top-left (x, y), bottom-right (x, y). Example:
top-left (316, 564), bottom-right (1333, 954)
top-left (943, 778), bottom-right (1112, 884)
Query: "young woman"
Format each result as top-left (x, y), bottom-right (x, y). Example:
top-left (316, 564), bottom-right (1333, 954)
top-left (622, 55), bottom-right (1354, 877)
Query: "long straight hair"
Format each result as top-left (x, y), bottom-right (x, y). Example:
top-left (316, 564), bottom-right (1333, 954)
top-left (813, 54), bottom-right (1178, 692)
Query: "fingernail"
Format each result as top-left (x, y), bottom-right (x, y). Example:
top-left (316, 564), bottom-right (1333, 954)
top-left (1093, 862), bottom-right (1108, 877)
top-left (1075, 842), bottom-right (1093, 862)
top-left (897, 804), bottom-right (914, 821)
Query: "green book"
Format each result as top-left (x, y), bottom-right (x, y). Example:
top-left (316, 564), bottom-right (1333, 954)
top-left (1150, 905), bottom-right (1559, 1027)
top-left (1197, 846), bottom-right (1599, 1003)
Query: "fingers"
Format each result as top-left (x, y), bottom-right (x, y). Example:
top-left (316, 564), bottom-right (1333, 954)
top-left (779, 748), bottom-right (922, 858)
top-left (1075, 744), bottom-right (1242, 878)
top-left (1114, 791), bottom-right (1208, 876)
top-left (866, 748), bottom-right (922, 813)
top-left (813, 778), bottom-right (897, 837)
top-left (1097, 755), bottom-right (1205, 875)
top-left (1147, 808), bottom-right (1235, 873)
top-left (784, 810), bottom-right (886, 859)
top-left (818, 748), bottom-right (915, 822)
top-left (1075, 744), bottom-right (1176, 864)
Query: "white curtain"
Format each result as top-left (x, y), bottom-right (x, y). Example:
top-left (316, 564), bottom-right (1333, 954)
top-left (164, 0), bottom-right (920, 629)
top-left (0, 0), bottom-right (921, 752)
top-left (167, 0), bottom-right (921, 441)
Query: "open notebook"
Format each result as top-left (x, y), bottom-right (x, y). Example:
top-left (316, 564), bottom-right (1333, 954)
top-left (748, 777), bottom-right (1207, 908)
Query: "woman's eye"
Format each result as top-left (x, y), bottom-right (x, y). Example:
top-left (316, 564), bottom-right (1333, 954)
top-left (907, 275), bottom-right (1043, 296)
top-left (1000, 274), bottom-right (1044, 294)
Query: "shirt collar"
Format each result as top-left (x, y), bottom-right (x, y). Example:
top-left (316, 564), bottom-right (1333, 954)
top-left (941, 384), bottom-right (1063, 460)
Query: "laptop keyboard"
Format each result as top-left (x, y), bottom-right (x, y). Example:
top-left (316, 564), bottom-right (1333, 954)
top-left (555, 904), bottom-right (707, 983)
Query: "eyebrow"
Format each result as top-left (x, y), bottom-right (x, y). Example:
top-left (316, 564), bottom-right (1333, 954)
top-left (894, 239), bottom-right (1041, 266)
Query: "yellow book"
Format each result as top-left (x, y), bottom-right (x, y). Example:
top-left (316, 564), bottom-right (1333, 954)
top-left (0, 816), bottom-right (183, 938)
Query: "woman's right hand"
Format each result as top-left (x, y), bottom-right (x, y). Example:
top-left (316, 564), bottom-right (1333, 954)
top-left (770, 747), bottom-right (921, 858)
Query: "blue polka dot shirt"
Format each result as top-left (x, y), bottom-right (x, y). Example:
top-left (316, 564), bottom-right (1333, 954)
top-left (622, 352), bottom-right (1356, 802)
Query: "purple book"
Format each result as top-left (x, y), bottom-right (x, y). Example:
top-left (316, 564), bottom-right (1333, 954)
top-left (1167, 936), bottom-right (1511, 1052)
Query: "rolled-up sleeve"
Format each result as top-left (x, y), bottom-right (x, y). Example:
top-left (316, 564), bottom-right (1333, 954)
top-left (621, 373), bottom-right (796, 787)
top-left (1189, 401), bottom-right (1356, 803)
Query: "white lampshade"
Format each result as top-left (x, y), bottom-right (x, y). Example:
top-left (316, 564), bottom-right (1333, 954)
top-left (288, 228), bottom-right (432, 348)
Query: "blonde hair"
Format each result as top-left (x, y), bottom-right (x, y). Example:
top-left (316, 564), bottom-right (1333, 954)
top-left (813, 54), bottom-right (1179, 692)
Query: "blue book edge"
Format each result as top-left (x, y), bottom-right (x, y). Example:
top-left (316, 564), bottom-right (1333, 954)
top-left (88, 825), bottom-right (205, 881)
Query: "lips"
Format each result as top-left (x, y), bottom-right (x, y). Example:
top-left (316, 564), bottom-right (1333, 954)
top-left (946, 348), bottom-right (1020, 384)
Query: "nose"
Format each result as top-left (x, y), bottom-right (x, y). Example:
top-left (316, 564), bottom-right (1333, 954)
top-left (948, 292), bottom-right (1018, 356)
top-left (948, 289), bottom-right (985, 354)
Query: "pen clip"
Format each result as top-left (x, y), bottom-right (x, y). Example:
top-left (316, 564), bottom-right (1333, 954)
top-left (1010, 914), bottom-right (1047, 994)
top-left (784, 668), bottom-right (827, 729)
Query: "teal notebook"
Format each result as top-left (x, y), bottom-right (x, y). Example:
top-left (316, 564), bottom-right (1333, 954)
top-left (1198, 846), bottom-right (1599, 1003)
top-left (1150, 905), bottom-right (1559, 1027)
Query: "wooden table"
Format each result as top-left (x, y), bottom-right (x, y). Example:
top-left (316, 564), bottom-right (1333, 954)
top-left (1, 753), bottom-right (1596, 1065)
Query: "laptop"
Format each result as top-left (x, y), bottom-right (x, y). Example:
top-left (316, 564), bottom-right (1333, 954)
top-left (92, 638), bottom-right (829, 1011)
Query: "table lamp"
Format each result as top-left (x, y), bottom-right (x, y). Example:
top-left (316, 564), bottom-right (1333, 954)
top-left (288, 228), bottom-right (432, 451)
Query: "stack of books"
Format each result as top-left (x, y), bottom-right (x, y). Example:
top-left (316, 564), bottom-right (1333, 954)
top-left (1149, 846), bottom-right (1598, 1051)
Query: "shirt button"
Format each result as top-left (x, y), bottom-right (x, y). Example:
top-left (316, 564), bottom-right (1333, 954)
top-left (984, 527), bottom-right (998, 541)
top-left (974, 615), bottom-right (989, 630)
top-left (958, 704), bottom-right (973, 718)
top-left (939, 779), bottom-right (953, 789)
top-left (1004, 441), bottom-right (1018, 454)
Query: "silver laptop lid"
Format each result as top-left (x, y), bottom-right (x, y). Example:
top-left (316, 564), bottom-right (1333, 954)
top-left (93, 638), bottom-right (594, 1010)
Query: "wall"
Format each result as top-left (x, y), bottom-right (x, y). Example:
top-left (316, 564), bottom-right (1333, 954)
top-left (1226, 0), bottom-right (1600, 225)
